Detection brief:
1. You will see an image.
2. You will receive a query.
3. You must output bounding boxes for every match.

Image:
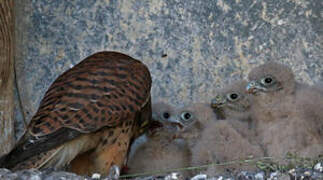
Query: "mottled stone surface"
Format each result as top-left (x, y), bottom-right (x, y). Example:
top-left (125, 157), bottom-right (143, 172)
top-left (0, 168), bottom-right (87, 180)
top-left (1, 167), bottom-right (323, 180)
top-left (15, 0), bottom-right (322, 133)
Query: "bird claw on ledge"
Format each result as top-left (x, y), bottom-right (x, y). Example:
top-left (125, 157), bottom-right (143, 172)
top-left (108, 165), bottom-right (120, 180)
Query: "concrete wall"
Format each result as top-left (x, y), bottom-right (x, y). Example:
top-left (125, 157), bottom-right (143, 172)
top-left (15, 0), bottom-right (322, 138)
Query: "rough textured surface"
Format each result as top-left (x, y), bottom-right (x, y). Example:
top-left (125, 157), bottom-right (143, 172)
top-left (14, 1), bottom-right (322, 136)
top-left (1, 166), bottom-right (323, 180)
top-left (0, 168), bottom-right (87, 180)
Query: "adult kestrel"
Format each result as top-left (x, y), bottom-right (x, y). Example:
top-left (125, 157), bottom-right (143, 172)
top-left (0, 51), bottom-right (153, 176)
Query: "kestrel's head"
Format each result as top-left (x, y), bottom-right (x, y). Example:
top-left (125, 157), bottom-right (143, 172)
top-left (166, 103), bottom-right (217, 140)
top-left (246, 61), bottom-right (296, 97)
top-left (149, 102), bottom-right (179, 134)
top-left (152, 102), bottom-right (174, 123)
top-left (210, 80), bottom-right (251, 120)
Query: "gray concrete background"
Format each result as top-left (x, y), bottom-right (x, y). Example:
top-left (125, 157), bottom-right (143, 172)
top-left (15, 0), bottom-right (322, 138)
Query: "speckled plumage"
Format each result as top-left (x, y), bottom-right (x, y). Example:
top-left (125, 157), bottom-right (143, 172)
top-left (0, 51), bottom-right (152, 176)
top-left (247, 61), bottom-right (323, 160)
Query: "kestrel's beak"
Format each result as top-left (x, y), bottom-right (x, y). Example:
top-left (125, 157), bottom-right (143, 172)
top-left (166, 118), bottom-right (184, 130)
top-left (210, 97), bottom-right (226, 109)
top-left (246, 81), bottom-right (264, 94)
top-left (148, 120), bottom-right (163, 131)
top-left (147, 120), bottom-right (164, 135)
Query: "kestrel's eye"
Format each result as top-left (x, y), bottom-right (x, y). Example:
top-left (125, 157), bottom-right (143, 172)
top-left (163, 112), bottom-right (170, 119)
top-left (260, 76), bottom-right (275, 86)
top-left (180, 112), bottom-right (192, 121)
top-left (227, 92), bottom-right (239, 102)
top-left (265, 77), bottom-right (272, 83)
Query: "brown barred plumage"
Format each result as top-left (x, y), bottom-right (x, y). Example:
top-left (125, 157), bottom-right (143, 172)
top-left (0, 51), bottom-right (152, 176)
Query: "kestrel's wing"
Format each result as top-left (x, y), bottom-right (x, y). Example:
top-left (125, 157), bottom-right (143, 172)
top-left (1, 51), bottom-right (152, 168)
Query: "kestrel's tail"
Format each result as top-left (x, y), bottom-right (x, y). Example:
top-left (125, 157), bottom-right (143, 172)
top-left (0, 134), bottom-right (33, 169)
top-left (0, 132), bottom-right (57, 169)
top-left (0, 153), bottom-right (10, 168)
top-left (0, 127), bottom-right (84, 170)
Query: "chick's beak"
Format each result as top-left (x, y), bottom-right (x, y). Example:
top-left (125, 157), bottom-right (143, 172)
top-left (147, 120), bottom-right (164, 135)
top-left (149, 120), bottom-right (164, 130)
top-left (166, 117), bottom-right (184, 131)
top-left (246, 81), bottom-right (261, 94)
top-left (210, 98), bottom-right (225, 109)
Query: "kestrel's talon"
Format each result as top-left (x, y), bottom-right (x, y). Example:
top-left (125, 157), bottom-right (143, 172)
top-left (108, 165), bottom-right (120, 180)
top-left (91, 173), bottom-right (101, 179)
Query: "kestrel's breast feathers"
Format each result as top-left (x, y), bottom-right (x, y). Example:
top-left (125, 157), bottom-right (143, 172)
top-left (1, 51), bottom-right (152, 168)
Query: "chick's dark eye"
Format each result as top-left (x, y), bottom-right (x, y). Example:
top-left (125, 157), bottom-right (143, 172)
top-left (184, 112), bottom-right (191, 119)
top-left (264, 77), bottom-right (272, 84)
top-left (163, 112), bottom-right (170, 119)
top-left (180, 111), bottom-right (193, 121)
top-left (230, 93), bottom-right (238, 100)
